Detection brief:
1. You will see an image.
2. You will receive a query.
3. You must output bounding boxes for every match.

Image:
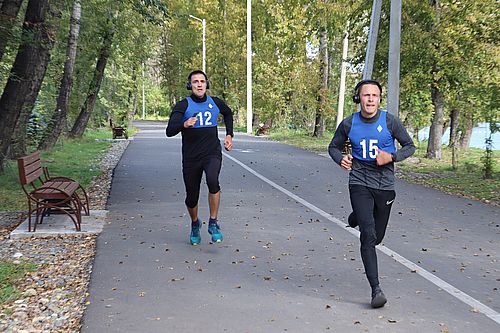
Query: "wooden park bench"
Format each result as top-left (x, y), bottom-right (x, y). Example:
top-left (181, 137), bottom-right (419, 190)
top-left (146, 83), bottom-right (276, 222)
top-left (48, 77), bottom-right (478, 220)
top-left (256, 119), bottom-right (272, 136)
top-left (109, 119), bottom-right (128, 139)
top-left (112, 126), bottom-right (128, 139)
top-left (17, 151), bottom-right (90, 232)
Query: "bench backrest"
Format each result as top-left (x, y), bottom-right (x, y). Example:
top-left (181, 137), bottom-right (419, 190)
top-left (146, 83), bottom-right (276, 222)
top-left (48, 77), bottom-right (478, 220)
top-left (18, 151), bottom-right (44, 185)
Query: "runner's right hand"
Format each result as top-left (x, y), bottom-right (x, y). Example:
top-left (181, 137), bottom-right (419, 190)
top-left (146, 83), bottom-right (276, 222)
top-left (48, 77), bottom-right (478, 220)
top-left (184, 116), bottom-right (197, 128)
top-left (340, 154), bottom-right (353, 171)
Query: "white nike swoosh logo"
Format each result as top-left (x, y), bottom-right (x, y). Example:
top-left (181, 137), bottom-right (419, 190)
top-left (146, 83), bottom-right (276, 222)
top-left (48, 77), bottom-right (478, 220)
top-left (386, 199), bottom-right (395, 205)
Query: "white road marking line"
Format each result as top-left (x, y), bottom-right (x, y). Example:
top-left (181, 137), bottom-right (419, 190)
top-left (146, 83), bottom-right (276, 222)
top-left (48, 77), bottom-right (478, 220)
top-left (223, 151), bottom-right (500, 325)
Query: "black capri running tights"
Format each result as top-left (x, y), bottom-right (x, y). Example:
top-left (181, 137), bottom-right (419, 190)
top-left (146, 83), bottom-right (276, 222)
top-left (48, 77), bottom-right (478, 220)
top-left (182, 156), bottom-right (222, 208)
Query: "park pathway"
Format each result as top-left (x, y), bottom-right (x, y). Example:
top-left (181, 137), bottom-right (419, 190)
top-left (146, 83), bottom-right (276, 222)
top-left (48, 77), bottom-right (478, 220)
top-left (81, 120), bottom-right (499, 333)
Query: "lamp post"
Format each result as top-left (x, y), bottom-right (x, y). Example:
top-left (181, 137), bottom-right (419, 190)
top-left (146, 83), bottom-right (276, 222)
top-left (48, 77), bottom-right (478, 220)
top-left (189, 14), bottom-right (206, 73)
top-left (336, 21), bottom-right (349, 128)
top-left (246, 0), bottom-right (252, 134)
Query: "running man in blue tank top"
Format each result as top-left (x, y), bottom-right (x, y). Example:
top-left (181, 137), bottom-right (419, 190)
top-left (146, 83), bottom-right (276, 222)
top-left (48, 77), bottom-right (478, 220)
top-left (166, 70), bottom-right (234, 245)
top-left (328, 80), bottom-right (415, 308)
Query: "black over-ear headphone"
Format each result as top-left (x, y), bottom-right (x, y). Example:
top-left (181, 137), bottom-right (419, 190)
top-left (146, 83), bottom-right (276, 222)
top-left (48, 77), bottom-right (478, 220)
top-left (186, 70), bottom-right (210, 90)
top-left (352, 79), bottom-right (382, 104)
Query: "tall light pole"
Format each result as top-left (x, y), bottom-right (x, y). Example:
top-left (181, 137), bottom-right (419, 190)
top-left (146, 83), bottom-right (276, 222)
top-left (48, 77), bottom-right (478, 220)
top-left (142, 62), bottom-right (146, 119)
top-left (189, 15), bottom-right (206, 73)
top-left (387, 0), bottom-right (401, 117)
top-left (363, 0), bottom-right (382, 80)
top-left (336, 21), bottom-right (349, 128)
top-left (246, 0), bottom-right (252, 134)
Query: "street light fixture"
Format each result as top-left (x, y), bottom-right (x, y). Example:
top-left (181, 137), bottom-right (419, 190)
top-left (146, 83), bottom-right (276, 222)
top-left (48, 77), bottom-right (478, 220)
top-left (189, 14), bottom-right (206, 73)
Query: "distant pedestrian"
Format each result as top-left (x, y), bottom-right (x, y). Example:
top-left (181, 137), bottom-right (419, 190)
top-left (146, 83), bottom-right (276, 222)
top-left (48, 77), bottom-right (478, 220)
top-left (328, 79), bottom-right (415, 308)
top-left (166, 70), bottom-right (234, 245)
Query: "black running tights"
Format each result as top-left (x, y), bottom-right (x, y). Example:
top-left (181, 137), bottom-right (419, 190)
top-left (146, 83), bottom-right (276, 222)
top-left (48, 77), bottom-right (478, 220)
top-left (349, 184), bottom-right (395, 288)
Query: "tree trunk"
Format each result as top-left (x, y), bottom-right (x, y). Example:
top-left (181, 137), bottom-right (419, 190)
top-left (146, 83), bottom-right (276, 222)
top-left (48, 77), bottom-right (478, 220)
top-left (313, 26), bottom-right (328, 138)
top-left (449, 108), bottom-right (459, 169)
top-left (220, 0), bottom-right (229, 101)
top-left (0, 0), bottom-right (55, 172)
top-left (38, 0), bottom-right (81, 150)
top-left (459, 113), bottom-right (473, 149)
top-left (426, 0), bottom-right (444, 160)
top-left (69, 26), bottom-right (114, 138)
top-left (0, 0), bottom-right (24, 62)
top-left (126, 70), bottom-right (137, 120)
top-left (10, 2), bottom-right (63, 158)
top-left (426, 82), bottom-right (444, 160)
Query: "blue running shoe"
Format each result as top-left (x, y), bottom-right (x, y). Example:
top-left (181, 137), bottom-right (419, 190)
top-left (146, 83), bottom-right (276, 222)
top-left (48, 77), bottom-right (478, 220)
top-left (190, 219), bottom-right (201, 246)
top-left (208, 220), bottom-right (223, 243)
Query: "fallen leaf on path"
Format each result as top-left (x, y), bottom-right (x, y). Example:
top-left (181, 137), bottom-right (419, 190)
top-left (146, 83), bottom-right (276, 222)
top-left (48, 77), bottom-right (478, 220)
top-left (170, 277), bottom-right (185, 282)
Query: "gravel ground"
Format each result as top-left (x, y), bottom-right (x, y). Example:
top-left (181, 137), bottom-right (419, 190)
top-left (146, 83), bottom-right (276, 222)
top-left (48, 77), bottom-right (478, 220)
top-left (0, 140), bottom-right (129, 333)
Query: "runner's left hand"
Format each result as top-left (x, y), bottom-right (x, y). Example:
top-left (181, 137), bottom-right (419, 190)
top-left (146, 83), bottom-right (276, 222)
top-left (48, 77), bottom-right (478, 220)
top-left (224, 135), bottom-right (233, 151)
top-left (376, 148), bottom-right (393, 166)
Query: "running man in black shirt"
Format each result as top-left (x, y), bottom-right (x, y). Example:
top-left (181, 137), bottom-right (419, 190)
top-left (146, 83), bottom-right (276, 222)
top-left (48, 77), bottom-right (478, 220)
top-left (166, 70), bottom-right (234, 245)
top-left (328, 80), bottom-right (415, 308)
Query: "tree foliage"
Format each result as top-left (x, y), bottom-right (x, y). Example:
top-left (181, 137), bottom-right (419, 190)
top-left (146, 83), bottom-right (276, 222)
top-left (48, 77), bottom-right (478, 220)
top-left (0, 0), bottom-right (497, 172)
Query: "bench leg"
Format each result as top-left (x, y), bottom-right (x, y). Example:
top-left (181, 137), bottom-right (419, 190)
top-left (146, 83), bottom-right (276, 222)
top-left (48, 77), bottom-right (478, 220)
top-left (74, 188), bottom-right (90, 216)
top-left (27, 200), bottom-right (33, 232)
top-left (30, 198), bottom-right (82, 232)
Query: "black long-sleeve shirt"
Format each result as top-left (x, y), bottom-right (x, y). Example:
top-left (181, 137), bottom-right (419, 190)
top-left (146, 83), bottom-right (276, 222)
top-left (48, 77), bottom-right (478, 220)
top-left (328, 110), bottom-right (415, 190)
top-left (166, 94), bottom-right (234, 162)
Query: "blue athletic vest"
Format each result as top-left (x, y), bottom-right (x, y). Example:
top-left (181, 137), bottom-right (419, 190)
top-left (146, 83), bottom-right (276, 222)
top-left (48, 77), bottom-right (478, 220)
top-left (182, 96), bottom-right (220, 128)
top-left (348, 111), bottom-right (396, 161)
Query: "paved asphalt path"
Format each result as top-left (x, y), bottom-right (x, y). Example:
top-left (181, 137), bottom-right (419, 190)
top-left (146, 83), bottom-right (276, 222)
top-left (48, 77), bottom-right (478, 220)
top-left (82, 120), bottom-right (499, 333)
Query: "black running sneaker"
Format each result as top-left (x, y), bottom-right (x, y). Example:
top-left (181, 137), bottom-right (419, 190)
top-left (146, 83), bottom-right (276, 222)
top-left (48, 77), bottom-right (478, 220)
top-left (348, 212), bottom-right (358, 228)
top-left (371, 286), bottom-right (387, 308)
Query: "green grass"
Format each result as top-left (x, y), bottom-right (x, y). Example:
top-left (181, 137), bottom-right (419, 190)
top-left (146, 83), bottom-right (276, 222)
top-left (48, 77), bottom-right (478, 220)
top-left (0, 260), bottom-right (37, 304)
top-left (233, 125), bottom-right (248, 133)
top-left (0, 129), bottom-right (113, 212)
top-left (266, 128), bottom-right (499, 205)
top-left (398, 146), bottom-right (499, 203)
top-left (140, 115), bottom-right (169, 121)
top-left (269, 128), bottom-right (334, 153)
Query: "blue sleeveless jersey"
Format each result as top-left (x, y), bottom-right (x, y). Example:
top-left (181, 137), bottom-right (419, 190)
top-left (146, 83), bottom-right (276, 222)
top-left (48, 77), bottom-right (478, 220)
top-left (348, 111), bottom-right (396, 161)
top-left (182, 96), bottom-right (220, 128)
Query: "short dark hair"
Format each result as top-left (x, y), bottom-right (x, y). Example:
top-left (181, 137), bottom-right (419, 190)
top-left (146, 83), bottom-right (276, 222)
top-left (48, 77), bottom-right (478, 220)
top-left (354, 79), bottom-right (382, 95)
top-left (352, 79), bottom-right (382, 104)
top-left (187, 70), bottom-right (208, 82)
